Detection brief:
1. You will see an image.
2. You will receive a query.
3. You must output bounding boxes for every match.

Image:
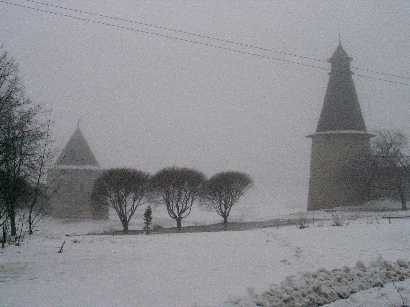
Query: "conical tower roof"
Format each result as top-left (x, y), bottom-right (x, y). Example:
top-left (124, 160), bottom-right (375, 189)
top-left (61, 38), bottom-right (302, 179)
top-left (56, 126), bottom-right (99, 167)
top-left (316, 43), bottom-right (367, 132)
top-left (329, 42), bottom-right (350, 62)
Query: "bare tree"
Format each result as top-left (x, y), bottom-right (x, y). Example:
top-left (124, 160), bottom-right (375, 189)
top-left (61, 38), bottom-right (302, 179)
top-left (0, 48), bottom-right (21, 236)
top-left (91, 168), bottom-right (150, 233)
top-left (150, 167), bottom-right (205, 230)
top-left (371, 130), bottom-right (409, 210)
top-left (0, 171), bottom-right (30, 236)
top-left (0, 47), bottom-right (49, 237)
top-left (27, 119), bottom-right (53, 234)
top-left (201, 171), bottom-right (252, 225)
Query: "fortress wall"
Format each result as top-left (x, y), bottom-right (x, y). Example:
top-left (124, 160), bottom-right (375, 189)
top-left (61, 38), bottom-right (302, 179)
top-left (307, 133), bottom-right (371, 210)
top-left (47, 168), bottom-right (108, 219)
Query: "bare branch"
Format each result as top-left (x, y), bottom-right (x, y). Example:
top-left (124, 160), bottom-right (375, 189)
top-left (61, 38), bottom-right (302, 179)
top-left (201, 171), bottom-right (252, 225)
top-left (91, 168), bottom-right (150, 232)
top-left (150, 167), bottom-right (205, 230)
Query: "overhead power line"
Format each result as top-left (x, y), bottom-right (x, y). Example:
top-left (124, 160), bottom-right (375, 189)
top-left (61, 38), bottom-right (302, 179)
top-left (0, 0), bottom-right (329, 72)
top-left (23, 0), bottom-right (327, 65)
top-left (355, 73), bottom-right (410, 87)
top-left (23, 0), bottom-right (410, 82)
top-left (352, 65), bottom-right (410, 82)
top-left (1, 0), bottom-right (410, 87)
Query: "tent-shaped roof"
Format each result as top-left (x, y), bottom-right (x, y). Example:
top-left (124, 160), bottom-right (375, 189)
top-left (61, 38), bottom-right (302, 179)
top-left (316, 43), bottom-right (367, 132)
top-left (56, 127), bottom-right (99, 167)
top-left (329, 42), bottom-right (351, 63)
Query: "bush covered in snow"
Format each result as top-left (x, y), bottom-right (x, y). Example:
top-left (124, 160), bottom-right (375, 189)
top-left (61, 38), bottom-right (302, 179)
top-left (228, 257), bottom-right (410, 307)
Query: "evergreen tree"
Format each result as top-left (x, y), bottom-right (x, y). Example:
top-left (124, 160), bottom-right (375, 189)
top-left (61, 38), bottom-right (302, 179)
top-left (143, 206), bottom-right (152, 234)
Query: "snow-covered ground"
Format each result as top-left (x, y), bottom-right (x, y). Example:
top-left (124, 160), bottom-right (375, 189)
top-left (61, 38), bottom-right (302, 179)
top-left (230, 256), bottom-right (410, 306)
top-left (1, 204), bottom-right (410, 307)
top-left (325, 279), bottom-right (410, 307)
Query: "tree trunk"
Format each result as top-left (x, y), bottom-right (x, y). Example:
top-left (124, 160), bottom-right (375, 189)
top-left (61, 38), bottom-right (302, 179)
top-left (8, 207), bottom-right (16, 237)
top-left (28, 209), bottom-right (33, 235)
top-left (399, 177), bottom-right (407, 210)
top-left (400, 188), bottom-right (407, 210)
top-left (176, 218), bottom-right (182, 230)
top-left (28, 191), bottom-right (38, 235)
top-left (221, 215), bottom-right (229, 231)
top-left (1, 224), bottom-right (6, 248)
top-left (28, 218), bottom-right (33, 235)
top-left (122, 221), bottom-right (129, 233)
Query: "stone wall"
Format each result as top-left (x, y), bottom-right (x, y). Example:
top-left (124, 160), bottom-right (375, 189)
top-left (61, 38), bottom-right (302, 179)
top-left (307, 133), bottom-right (371, 210)
top-left (47, 168), bottom-right (108, 219)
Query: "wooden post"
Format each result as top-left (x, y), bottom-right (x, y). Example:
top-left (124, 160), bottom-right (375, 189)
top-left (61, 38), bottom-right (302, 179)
top-left (58, 240), bottom-right (66, 254)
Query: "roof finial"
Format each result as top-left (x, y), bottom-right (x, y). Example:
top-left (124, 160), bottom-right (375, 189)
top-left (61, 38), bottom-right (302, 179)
top-left (77, 117), bottom-right (82, 130)
top-left (338, 33), bottom-right (342, 45)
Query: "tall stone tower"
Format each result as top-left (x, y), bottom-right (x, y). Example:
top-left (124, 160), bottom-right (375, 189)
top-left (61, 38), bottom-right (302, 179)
top-left (47, 126), bottom-right (107, 219)
top-left (307, 42), bottom-right (373, 210)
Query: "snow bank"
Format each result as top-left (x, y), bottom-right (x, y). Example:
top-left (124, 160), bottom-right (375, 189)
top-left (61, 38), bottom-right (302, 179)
top-left (324, 279), bottom-right (410, 307)
top-left (229, 258), bottom-right (410, 307)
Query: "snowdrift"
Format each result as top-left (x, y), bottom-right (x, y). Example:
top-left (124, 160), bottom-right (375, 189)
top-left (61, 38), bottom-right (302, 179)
top-left (229, 257), bottom-right (410, 307)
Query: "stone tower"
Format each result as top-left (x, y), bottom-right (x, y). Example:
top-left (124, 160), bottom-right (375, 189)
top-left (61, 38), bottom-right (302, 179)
top-left (47, 126), bottom-right (107, 219)
top-left (307, 43), bottom-right (373, 210)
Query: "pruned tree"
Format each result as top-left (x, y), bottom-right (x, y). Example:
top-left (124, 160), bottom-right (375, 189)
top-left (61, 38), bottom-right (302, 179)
top-left (150, 167), bottom-right (205, 230)
top-left (370, 130), bottom-right (409, 210)
top-left (91, 168), bottom-right (150, 232)
top-left (201, 171), bottom-right (252, 225)
top-left (0, 47), bottom-right (50, 238)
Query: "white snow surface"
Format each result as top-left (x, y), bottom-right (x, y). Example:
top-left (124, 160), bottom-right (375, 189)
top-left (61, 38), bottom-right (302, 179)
top-left (1, 207), bottom-right (410, 307)
top-left (229, 257), bottom-right (410, 306)
top-left (324, 279), bottom-right (410, 307)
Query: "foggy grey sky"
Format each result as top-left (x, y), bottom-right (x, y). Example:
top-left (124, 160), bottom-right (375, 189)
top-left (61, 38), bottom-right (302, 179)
top-left (1, 0), bottom-right (409, 210)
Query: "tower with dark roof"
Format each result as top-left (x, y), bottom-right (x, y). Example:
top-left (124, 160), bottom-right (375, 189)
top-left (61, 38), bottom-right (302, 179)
top-left (307, 43), bottom-right (373, 210)
top-left (47, 126), bottom-right (107, 219)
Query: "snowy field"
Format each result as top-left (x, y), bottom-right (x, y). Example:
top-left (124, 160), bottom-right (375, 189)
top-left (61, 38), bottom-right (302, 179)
top-left (1, 204), bottom-right (410, 306)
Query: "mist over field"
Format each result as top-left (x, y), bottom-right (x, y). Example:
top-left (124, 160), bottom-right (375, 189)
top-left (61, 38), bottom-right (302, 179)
top-left (1, 0), bottom-right (409, 211)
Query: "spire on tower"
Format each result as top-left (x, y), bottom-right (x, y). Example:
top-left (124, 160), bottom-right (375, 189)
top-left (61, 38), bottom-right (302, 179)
top-left (316, 43), bottom-right (366, 132)
top-left (307, 42), bottom-right (373, 211)
top-left (328, 41), bottom-right (351, 65)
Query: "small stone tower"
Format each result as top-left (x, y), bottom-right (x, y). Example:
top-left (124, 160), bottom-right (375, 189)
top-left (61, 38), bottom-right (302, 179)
top-left (47, 126), bottom-right (107, 219)
top-left (307, 42), bottom-right (373, 210)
